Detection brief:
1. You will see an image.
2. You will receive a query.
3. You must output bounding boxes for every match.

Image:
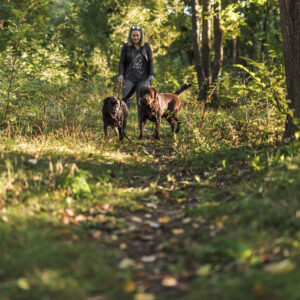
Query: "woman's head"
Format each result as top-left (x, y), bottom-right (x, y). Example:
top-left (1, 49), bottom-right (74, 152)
top-left (127, 25), bottom-right (145, 47)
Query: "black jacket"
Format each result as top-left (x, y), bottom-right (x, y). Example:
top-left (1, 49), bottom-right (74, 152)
top-left (119, 42), bottom-right (154, 80)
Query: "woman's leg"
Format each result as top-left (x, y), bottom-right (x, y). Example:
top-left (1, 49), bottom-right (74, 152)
top-left (122, 79), bottom-right (135, 108)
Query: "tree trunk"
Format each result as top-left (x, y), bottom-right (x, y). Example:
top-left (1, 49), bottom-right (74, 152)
top-left (211, 0), bottom-right (223, 106)
top-left (191, 0), bottom-right (204, 97)
top-left (202, 0), bottom-right (212, 99)
top-left (212, 0), bottom-right (223, 83)
top-left (260, 0), bottom-right (270, 61)
top-left (279, 0), bottom-right (300, 139)
top-left (230, 38), bottom-right (237, 64)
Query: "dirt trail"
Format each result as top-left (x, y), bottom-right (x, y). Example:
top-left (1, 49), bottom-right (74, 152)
top-left (100, 142), bottom-right (201, 294)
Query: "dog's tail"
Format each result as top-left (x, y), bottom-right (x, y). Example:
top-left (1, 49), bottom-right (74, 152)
top-left (175, 83), bottom-right (191, 96)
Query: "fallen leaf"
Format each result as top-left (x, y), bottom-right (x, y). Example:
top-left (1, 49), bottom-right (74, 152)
top-left (273, 246), bottom-right (281, 255)
top-left (28, 158), bottom-right (38, 165)
top-left (182, 217), bottom-right (192, 224)
top-left (177, 198), bottom-right (187, 203)
top-left (161, 276), bottom-right (178, 287)
top-left (133, 204), bottom-right (144, 211)
top-left (17, 278), bottom-right (30, 290)
top-left (75, 214), bottom-right (86, 222)
top-left (148, 221), bottom-right (160, 229)
top-left (131, 216), bottom-right (143, 223)
top-left (120, 242), bottom-right (128, 250)
top-left (142, 234), bottom-right (155, 241)
top-left (91, 230), bottom-right (102, 240)
top-left (102, 203), bottom-right (111, 211)
top-left (141, 255), bottom-right (157, 263)
top-left (172, 228), bottom-right (184, 235)
top-left (94, 214), bottom-right (107, 223)
top-left (124, 280), bottom-right (136, 292)
top-left (158, 216), bottom-right (171, 223)
top-left (264, 259), bottom-right (295, 274)
top-left (65, 208), bottom-right (74, 217)
top-left (134, 293), bottom-right (155, 300)
top-left (197, 264), bottom-right (212, 277)
top-left (1, 215), bottom-right (8, 223)
top-left (215, 215), bottom-right (228, 228)
top-left (119, 258), bottom-right (135, 269)
top-left (61, 214), bottom-right (70, 225)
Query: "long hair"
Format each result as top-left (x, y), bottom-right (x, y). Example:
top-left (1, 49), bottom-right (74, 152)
top-left (127, 27), bottom-right (145, 47)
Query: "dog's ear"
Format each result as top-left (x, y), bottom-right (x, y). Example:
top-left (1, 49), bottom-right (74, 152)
top-left (140, 87), bottom-right (146, 97)
top-left (102, 97), bottom-right (110, 107)
top-left (102, 97), bottom-right (111, 114)
top-left (152, 87), bottom-right (157, 101)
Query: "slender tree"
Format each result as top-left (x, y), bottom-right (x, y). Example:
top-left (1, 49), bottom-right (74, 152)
top-left (202, 0), bottom-right (212, 98)
top-left (211, 0), bottom-right (223, 105)
top-left (191, 0), bottom-right (204, 94)
top-left (279, 0), bottom-right (300, 139)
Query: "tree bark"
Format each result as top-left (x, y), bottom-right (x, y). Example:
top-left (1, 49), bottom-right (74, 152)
top-left (211, 0), bottom-right (223, 106)
top-left (202, 0), bottom-right (212, 99)
top-left (230, 38), bottom-right (238, 64)
top-left (191, 0), bottom-right (204, 96)
top-left (212, 0), bottom-right (223, 83)
top-left (260, 0), bottom-right (270, 61)
top-left (279, 0), bottom-right (300, 139)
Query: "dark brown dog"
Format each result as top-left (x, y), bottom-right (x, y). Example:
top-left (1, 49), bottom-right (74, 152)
top-left (102, 88), bottom-right (135, 141)
top-left (139, 84), bottom-right (191, 140)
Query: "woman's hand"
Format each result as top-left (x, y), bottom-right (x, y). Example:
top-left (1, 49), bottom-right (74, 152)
top-left (118, 75), bottom-right (123, 82)
top-left (149, 75), bottom-right (155, 82)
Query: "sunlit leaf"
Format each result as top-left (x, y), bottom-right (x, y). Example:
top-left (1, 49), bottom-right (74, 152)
top-left (134, 293), bottom-right (155, 300)
top-left (158, 216), bottom-right (171, 223)
top-left (17, 278), bottom-right (30, 290)
top-left (172, 228), bottom-right (184, 235)
top-left (264, 259), bottom-right (295, 274)
top-left (161, 276), bottom-right (178, 287)
top-left (124, 280), bottom-right (136, 292)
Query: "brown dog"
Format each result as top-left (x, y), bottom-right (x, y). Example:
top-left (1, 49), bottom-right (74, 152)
top-left (102, 87), bottom-right (135, 141)
top-left (139, 84), bottom-right (191, 140)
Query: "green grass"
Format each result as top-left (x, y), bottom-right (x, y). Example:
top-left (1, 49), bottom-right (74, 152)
top-left (1, 103), bottom-right (300, 300)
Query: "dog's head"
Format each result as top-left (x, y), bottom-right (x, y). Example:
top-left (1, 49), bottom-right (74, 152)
top-left (140, 87), bottom-right (157, 109)
top-left (103, 97), bottom-right (121, 120)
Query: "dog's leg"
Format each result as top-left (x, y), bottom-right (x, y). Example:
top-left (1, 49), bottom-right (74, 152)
top-left (166, 117), bottom-right (176, 133)
top-left (139, 119), bottom-right (146, 139)
top-left (113, 126), bottom-right (119, 139)
top-left (104, 124), bottom-right (109, 138)
top-left (154, 117), bottom-right (161, 140)
top-left (118, 126), bottom-right (124, 141)
top-left (175, 115), bottom-right (181, 133)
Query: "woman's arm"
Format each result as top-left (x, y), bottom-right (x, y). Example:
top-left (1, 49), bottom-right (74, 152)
top-left (146, 43), bottom-right (154, 77)
top-left (119, 44), bottom-right (127, 76)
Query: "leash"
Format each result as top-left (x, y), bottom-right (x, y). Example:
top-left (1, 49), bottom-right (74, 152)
top-left (117, 81), bottom-right (122, 98)
top-left (123, 131), bottom-right (132, 142)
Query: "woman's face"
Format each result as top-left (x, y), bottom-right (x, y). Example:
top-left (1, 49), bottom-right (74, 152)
top-left (131, 30), bottom-right (141, 45)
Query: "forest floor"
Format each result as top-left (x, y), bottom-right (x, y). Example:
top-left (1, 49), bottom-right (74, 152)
top-left (1, 117), bottom-right (300, 300)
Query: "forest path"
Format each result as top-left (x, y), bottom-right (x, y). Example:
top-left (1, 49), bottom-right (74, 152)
top-left (82, 136), bottom-right (222, 297)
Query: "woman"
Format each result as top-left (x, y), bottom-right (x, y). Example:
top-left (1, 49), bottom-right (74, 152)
top-left (118, 25), bottom-right (155, 130)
